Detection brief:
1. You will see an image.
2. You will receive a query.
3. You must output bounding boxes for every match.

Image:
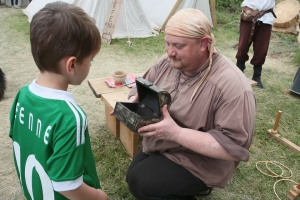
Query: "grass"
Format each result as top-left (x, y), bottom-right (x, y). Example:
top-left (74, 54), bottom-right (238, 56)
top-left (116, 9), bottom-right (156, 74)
top-left (2, 3), bottom-right (300, 200)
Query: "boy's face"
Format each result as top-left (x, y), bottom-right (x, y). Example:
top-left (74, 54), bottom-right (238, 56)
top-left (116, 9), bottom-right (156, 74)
top-left (72, 54), bottom-right (95, 85)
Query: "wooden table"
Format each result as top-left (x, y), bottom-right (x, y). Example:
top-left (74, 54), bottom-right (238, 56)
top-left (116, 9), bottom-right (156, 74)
top-left (88, 75), bottom-right (257, 158)
top-left (88, 75), bottom-right (143, 158)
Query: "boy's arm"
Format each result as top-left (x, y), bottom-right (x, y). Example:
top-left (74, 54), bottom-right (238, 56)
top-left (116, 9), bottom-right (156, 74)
top-left (60, 182), bottom-right (107, 200)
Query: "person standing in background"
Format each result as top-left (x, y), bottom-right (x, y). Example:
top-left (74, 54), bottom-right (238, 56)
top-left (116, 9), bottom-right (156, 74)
top-left (11, 0), bottom-right (20, 9)
top-left (235, 0), bottom-right (276, 88)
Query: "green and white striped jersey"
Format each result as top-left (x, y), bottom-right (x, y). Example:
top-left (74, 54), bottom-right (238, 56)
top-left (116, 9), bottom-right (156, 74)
top-left (9, 80), bottom-right (101, 200)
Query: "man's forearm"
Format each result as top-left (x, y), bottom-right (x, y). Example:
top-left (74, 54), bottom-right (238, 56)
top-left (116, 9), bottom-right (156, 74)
top-left (174, 128), bottom-right (239, 161)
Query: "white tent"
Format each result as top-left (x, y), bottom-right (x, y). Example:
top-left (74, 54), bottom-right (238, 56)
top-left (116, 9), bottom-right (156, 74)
top-left (139, 0), bottom-right (214, 31)
top-left (23, 0), bottom-right (158, 39)
top-left (22, 0), bottom-right (215, 40)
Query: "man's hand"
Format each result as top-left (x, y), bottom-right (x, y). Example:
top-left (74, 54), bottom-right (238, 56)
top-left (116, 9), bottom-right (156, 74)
top-left (137, 105), bottom-right (182, 142)
top-left (137, 105), bottom-right (239, 161)
top-left (128, 94), bottom-right (139, 103)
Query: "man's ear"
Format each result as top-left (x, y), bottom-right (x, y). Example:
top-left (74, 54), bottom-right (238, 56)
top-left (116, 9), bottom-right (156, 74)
top-left (200, 37), bottom-right (210, 51)
top-left (65, 56), bottom-right (77, 75)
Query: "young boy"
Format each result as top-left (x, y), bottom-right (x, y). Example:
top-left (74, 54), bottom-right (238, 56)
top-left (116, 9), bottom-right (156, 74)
top-left (9, 2), bottom-right (107, 199)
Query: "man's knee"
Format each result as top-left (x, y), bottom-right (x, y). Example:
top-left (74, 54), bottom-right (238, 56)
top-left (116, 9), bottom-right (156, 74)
top-left (127, 170), bottom-right (150, 198)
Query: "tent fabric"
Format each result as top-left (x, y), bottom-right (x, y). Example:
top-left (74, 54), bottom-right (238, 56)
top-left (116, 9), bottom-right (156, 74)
top-left (139, 0), bottom-right (213, 30)
top-left (22, 0), bottom-right (213, 39)
top-left (22, 0), bottom-right (158, 39)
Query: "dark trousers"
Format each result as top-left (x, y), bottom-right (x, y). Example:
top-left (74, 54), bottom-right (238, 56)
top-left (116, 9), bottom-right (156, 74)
top-left (11, 0), bottom-right (18, 5)
top-left (126, 150), bottom-right (210, 200)
top-left (235, 20), bottom-right (272, 66)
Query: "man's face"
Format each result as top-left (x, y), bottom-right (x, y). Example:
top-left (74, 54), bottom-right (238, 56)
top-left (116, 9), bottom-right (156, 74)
top-left (164, 34), bottom-right (203, 74)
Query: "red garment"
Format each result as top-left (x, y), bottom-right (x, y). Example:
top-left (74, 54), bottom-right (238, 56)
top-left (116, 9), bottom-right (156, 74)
top-left (235, 20), bottom-right (272, 65)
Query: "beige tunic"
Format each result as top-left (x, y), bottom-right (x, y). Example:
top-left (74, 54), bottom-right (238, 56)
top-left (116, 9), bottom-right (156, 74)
top-left (128, 52), bottom-right (256, 188)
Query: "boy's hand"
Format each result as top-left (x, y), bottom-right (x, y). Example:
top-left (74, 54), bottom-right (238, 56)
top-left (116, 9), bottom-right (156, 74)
top-left (60, 183), bottom-right (108, 200)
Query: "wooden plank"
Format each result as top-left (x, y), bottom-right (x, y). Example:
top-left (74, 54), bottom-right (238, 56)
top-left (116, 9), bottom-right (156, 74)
top-left (160, 0), bottom-right (183, 32)
top-left (272, 26), bottom-right (298, 36)
top-left (88, 73), bottom-right (143, 98)
top-left (101, 90), bottom-right (139, 158)
top-left (88, 77), bottom-right (131, 98)
top-left (101, 90), bottom-right (130, 109)
top-left (101, 90), bottom-right (131, 137)
top-left (248, 78), bottom-right (257, 87)
top-left (102, 0), bottom-right (124, 44)
top-left (283, 89), bottom-right (300, 97)
top-left (267, 129), bottom-right (300, 153)
top-left (119, 122), bottom-right (139, 158)
top-left (209, 0), bottom-right (217, 27)
top-left (104, 103), bottom-right (119, 137)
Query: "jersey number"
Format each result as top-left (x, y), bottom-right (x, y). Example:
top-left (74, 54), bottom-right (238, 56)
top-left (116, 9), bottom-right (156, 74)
top-left (13, 141), bottom-right (54, 199)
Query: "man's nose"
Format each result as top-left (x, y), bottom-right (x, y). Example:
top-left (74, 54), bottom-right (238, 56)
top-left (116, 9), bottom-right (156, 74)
top-left (166, 46), bottom-right (176, 57)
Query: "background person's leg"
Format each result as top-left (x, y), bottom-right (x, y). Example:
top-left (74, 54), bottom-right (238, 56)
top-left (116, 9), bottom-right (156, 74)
top-left (250, 22), bottom-right (272, 88)
top-left (14, 0), bottom-right (20, 8)
top-left (235, 20), bottom-right (253, 72)
top-left (250, 22), bottom-right (272, 66)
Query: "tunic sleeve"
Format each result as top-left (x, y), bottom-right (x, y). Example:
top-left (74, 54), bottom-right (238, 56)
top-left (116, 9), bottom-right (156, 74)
top-left (208, 90), bottom-right (256, 161)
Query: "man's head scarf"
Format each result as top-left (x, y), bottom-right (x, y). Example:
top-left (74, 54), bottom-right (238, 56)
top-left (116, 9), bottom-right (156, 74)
top-left (165, 8), bottom-right (216, 53)
top-left (165, 8), bottom-right (216, 102)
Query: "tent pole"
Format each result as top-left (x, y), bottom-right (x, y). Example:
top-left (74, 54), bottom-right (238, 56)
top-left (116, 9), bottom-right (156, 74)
top-left (160, 0), bottom-right (183, 32)
top-left (209, 0), bottom-right (217, 27)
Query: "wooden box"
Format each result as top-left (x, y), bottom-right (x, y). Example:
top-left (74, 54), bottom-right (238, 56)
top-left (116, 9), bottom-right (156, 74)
top-left (114, 77), bottom-right (171, 133)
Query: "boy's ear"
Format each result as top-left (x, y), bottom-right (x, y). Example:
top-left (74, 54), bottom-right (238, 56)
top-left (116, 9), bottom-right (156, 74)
top-left (65, 56), bottom-right (77, 75)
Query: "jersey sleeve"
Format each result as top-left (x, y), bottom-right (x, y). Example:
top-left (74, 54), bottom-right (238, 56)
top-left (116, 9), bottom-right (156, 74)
top-left (9, 91), bottom-right (21, 139)
top-left (47, 101), bottom-right (87, 191)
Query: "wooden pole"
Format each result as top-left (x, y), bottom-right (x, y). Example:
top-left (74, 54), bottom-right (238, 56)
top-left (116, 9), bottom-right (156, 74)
top-left (272, 110), bottom-right (282, 133)
top-left (102, 0), bottom-right (124, 44)
top-left (267, 110), bottom-right (300, 153)
top-left (209, 0), bottom-right (217, 27)
top-left (160, 0), bottom-right (183, 32)
top-left (287, 183), bottom-right (300, 200)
